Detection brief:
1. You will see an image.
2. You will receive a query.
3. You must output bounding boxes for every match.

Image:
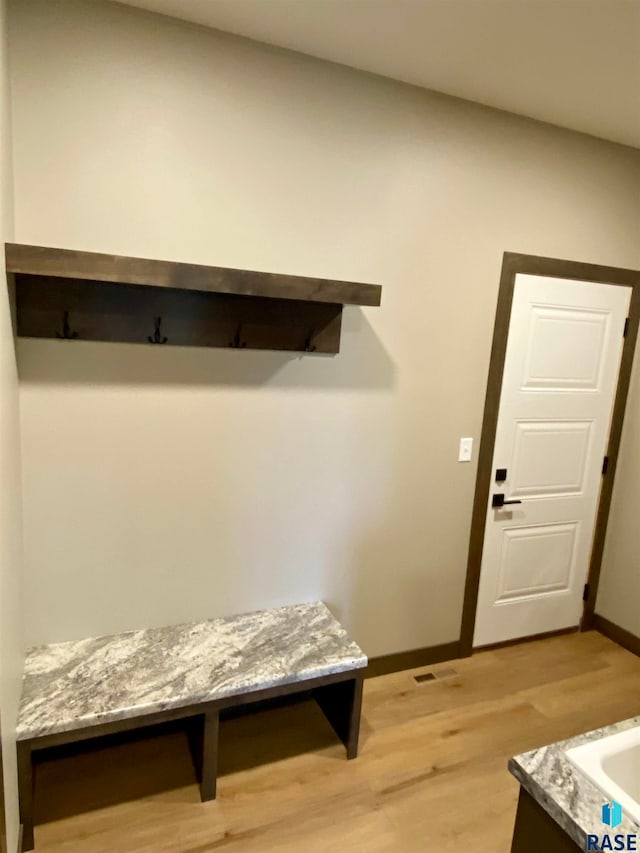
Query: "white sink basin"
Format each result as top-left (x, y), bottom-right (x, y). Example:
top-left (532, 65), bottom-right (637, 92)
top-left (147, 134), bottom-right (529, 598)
top-left (566, 726), bottom-right (640, 826)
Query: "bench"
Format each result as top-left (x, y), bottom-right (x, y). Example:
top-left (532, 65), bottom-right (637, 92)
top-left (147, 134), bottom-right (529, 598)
top-left (16, 602), bottom-right (367, 850)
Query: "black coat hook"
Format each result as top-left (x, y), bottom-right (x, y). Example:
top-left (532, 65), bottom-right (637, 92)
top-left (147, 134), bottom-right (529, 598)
top-left (229, 324), bottom-right (247, 348)
top-left (148, 317), bottom-right (168, 345)
top-left (304, 328), bottom-right (317, 353)
top-left (56, 311), bottom-right (78, 340)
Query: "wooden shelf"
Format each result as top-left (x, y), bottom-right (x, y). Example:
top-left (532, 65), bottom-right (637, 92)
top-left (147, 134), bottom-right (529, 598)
top-left (6, 244), bottom-right (382, 354)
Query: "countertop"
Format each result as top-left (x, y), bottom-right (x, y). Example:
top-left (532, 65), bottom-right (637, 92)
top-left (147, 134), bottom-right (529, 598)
top-left (509, 715), bottom-right (640, 848)
top-left (17, 601), bottom-right (367, 741)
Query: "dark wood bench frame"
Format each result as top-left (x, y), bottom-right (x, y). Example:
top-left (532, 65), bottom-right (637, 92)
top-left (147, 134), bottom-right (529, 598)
top-left (18, 668), bottom-right (364, 851)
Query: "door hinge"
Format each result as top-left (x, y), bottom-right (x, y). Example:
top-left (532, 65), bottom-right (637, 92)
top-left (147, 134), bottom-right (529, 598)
top-left (624, 317), bottom-right (629, 337)
top-left (583, 583), bottom-right (590, 602)
top-left (602, 455), bottom-right (609, 475)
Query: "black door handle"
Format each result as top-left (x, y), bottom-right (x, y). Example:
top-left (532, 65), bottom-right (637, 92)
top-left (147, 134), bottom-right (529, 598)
top-left (492, 493), bottom-right (522, 509)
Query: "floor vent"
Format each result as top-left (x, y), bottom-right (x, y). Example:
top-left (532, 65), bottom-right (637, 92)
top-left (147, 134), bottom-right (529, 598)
top-left (414, 667), bottom-right (459, 684)
top-left (433, 667), bottom-right (458, 680)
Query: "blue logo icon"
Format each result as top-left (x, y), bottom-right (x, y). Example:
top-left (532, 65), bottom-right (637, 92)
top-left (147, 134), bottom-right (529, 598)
top-left (602, 800), bottom-right (623, 829)
top-left (587, 800), bottom-right (635, 849)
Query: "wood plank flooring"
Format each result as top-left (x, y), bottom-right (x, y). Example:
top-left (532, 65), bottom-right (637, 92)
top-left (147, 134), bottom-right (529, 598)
top-left (29, 631), bottom-right (640, 852)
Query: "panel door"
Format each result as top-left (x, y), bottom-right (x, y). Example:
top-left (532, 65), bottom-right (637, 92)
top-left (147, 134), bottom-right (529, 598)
top-left (473, 274), bottom-right (631, 647)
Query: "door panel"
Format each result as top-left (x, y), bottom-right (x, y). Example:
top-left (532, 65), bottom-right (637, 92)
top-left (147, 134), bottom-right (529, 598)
top-left (473, 274), bottom-right (631, 647)
top-left (523, 306), bottom-right (609, 390)
top-left (510, 420), bottom-right (592, 497)
top-left (496, 522), bottom-right (578, 602)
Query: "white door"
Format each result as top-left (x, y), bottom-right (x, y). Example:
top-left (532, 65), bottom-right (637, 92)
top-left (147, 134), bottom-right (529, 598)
top-left (473, 274), bottom-right (631, 647)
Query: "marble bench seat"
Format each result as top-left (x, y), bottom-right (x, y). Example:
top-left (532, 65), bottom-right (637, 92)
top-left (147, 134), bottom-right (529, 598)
top-left (16, 602), bottom-right (367, 851)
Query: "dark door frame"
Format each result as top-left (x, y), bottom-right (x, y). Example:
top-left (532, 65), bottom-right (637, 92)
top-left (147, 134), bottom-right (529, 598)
top-left (459, 251), bottom-right (640, 657)
top-left (0, 712), bottom-right (6, 853)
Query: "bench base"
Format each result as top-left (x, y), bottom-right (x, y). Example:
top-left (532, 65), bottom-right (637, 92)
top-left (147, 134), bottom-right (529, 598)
top-left (18, 670), bottom-right (364, 851)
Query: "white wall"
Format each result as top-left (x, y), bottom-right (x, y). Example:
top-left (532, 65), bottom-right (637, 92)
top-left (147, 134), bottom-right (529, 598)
top-left (0, 0), bottom-right (24, 848)
top-left (10, 0), bottom-right (640, 656)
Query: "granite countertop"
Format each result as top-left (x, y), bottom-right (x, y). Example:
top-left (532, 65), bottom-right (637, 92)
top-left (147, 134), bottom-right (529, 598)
top-left (17, 601), bottom-right (367, 742)
top-left (510, 715), bottom-right (640, 848)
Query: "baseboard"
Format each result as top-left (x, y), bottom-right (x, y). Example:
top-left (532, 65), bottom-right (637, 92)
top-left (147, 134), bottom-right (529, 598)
top-left (474, 626), bottom-right (580, 653)
top-left (593, 614), bottom-right (640, 657)
top-left (366, 640), bottom-right (462, 678)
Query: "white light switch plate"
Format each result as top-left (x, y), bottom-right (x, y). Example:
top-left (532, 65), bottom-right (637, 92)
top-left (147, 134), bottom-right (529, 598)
top-left (458, 437), bottom-right (473, 462)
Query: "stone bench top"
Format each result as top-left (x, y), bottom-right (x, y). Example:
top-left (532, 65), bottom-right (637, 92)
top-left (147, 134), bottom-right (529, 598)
top-left (17, 602), bottom-right (367, 742)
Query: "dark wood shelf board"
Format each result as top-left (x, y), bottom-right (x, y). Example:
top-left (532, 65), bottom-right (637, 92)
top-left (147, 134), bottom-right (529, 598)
top-left (6, 244), bottom-right (382, 307)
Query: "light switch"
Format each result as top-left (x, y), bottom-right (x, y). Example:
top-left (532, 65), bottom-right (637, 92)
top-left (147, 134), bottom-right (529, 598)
top-left (458, 437), bottom-right (473, 462)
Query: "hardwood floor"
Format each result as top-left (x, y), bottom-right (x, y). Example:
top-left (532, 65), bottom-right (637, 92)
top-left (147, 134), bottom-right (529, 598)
top-left (30, 631), bottom-right (640, 852)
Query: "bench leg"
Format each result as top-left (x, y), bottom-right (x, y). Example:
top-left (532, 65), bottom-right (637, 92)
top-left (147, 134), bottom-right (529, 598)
top-left (17, 742), bottom-right (35, 851)
top-left (313, 675), bottom-right (363, 759)
top-left (188, 711), bottom-right (219, 802)
top-left (200, 711), bottom-right (219, 801)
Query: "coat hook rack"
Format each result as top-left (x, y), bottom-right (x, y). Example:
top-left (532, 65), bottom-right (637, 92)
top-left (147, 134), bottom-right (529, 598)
top-left (229, 324), bottom-right (247, 348)
top-left (304, 328), bottom-right (317, 353)
top-left (148, 317), bottom-right (168, 344)
top-left (56, 311), bottom-right (78, 340)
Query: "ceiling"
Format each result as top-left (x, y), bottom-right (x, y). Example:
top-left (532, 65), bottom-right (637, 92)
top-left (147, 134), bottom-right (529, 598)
top-left (116, 0), bottom-right (640, 149)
